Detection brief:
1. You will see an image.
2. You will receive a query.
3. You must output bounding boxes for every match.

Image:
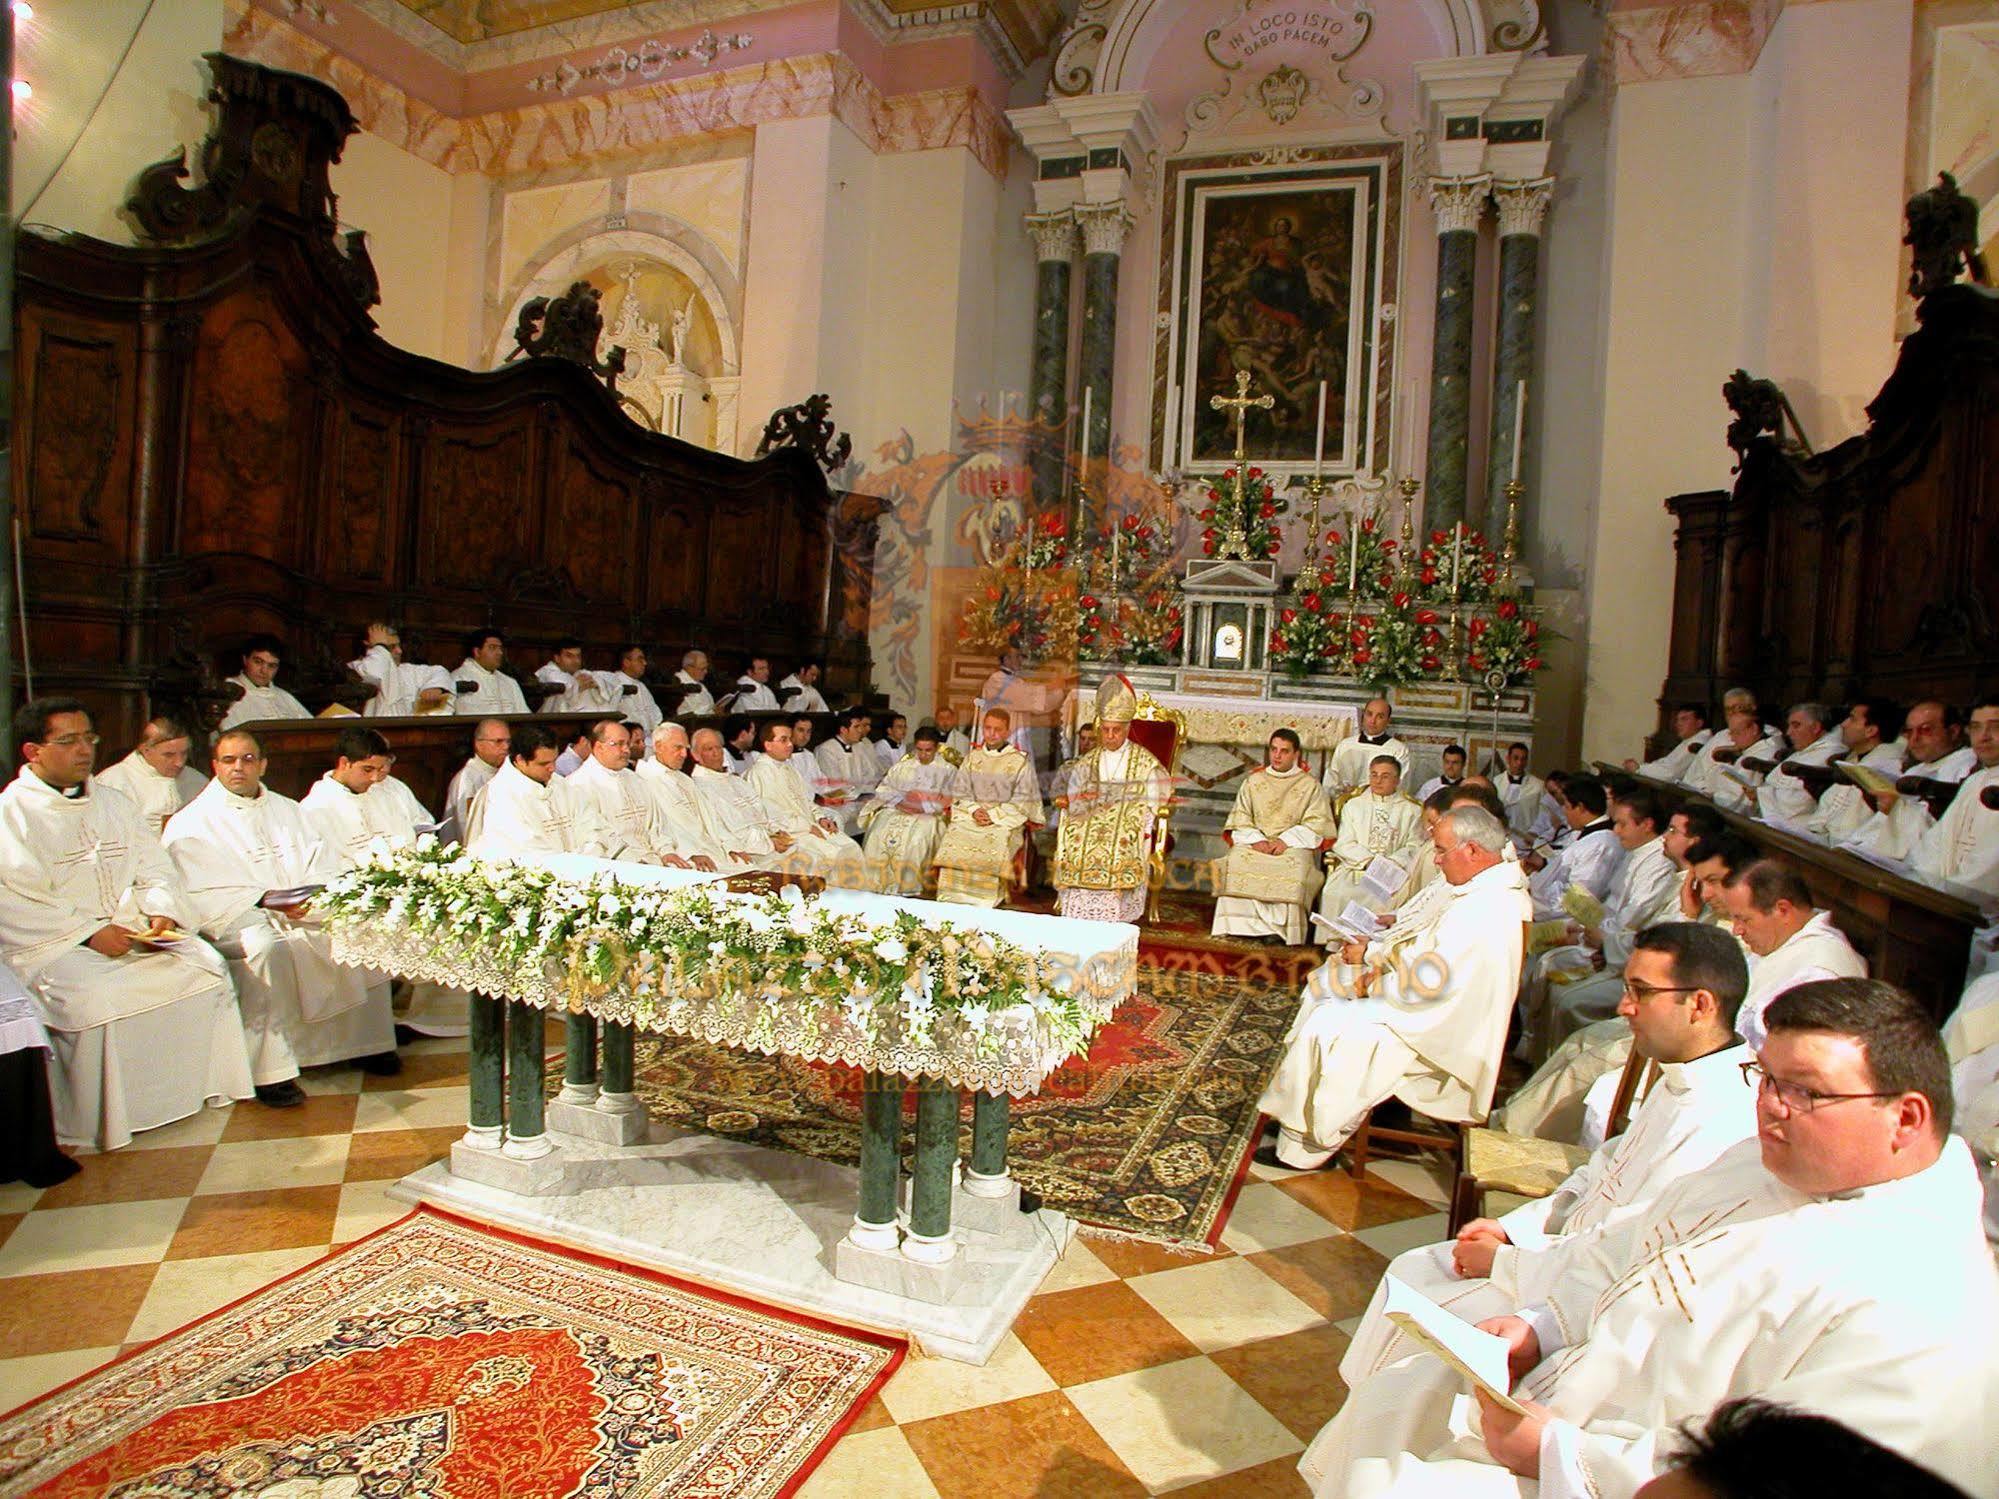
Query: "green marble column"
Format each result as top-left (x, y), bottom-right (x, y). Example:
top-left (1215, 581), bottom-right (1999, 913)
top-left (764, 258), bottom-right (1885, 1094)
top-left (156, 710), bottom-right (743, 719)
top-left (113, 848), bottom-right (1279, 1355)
top-left (1423, 176), bottom-right (1490, 533)
top-left (467, 992), bottom-right (504, 1141)
top-left (600, 1021), bottom-right (635, 1095)
top-left (969, 1090), bottom-right (1009, 1180)
top-left (906, 1082), bottom-right (960, 1252)
top-left (853, 1073), bottom-right (901, 1248)
top-left (1485, 179), bottom-right (1555, 532)
top-left (562, 1012), bottom-right (598, 1101)
top-left (1074, 202), bottom-right (1131, 463)
top-left (1025, 210), bottom-right (1078, 507)
top-left (505, 999), bottom-right (547, 1153)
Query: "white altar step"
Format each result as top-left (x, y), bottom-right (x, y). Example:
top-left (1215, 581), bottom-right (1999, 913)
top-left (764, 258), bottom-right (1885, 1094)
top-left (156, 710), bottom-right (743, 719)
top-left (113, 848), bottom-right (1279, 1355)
top-left (391, 1121), bottom-right (1069, 1365)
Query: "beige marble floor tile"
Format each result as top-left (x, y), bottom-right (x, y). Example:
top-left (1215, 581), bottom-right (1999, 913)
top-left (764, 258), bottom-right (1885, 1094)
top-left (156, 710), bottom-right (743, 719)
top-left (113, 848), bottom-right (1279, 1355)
top-left (298, 1069), bottom-right (366, 1097)
top-left (0, 1346), bottom-right (121, 1412)
top-left (351, 1086), bottom-right (472, 1133)
top-left (195, 1136), bottom-right (353, 1196)
top-left (0, 1199), bottom-right (189, 1277)
top-left (1033, 1236), bottom-right (1119, 1296)
top-left (331, 1179), bottom-right (412, 1244)
top-left (0, 1183), bottom-right (43, 1214)
top-left (878, 1332), bottom-right (1057, 1425)
top-left (123, 1246), bottom-right (329, 1344)
top-left (1065, 1354), bottom-right (1303, 1491)
top-left (795, 1425), bottom-right (943, 1498)
top-left (121, 1105), bottom-right (233, 1152)
top-left (1219, 1182), bottom-right (1354, 1255)
top-left (1124, 1257), bottom-right (1324, 1355)
top-left (1364, 1158), bottom-right (1453, 1206)
top-left (1352, 1212), bottom-right (1450, 1261)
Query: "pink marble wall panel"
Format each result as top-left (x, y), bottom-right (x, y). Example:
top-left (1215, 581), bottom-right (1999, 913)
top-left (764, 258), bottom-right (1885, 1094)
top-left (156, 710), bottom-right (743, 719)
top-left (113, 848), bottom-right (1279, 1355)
top-left (1604, 0), bottom-right (1785, 84)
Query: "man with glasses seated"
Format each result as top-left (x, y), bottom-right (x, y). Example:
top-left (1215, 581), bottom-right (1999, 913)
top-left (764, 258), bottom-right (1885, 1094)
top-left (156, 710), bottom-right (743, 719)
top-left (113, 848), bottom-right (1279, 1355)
top-left (444, 720), bottom-right (510, 845)
top-left (1304, 979), bottom-right (1999, 1499)
top-left (1713, 858), bottom-right (1866, 1051)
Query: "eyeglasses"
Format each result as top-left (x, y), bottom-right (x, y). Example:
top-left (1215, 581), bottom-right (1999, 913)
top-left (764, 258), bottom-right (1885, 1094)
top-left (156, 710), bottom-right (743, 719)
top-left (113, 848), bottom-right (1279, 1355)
top-left (1623, 980), bottom-right (1703, 1002)
top-left (44, 733), bottom-right (101, 748)
top-left (1740, 1060), bottom-right (1901, 1114)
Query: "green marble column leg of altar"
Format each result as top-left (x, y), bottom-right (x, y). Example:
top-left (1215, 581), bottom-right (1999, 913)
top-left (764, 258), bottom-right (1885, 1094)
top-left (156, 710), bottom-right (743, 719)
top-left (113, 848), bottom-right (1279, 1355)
top-left (546, 1017), bottom-right (649, 1146)
top-left (904, 1081), bottom-right (961, 1265)
top-left (847, 1072), bottom-right (902, 1253)
top-left (954, 1088), bottom-right (1026, 1234)
top-left (560, 1012), bottom-right (599, 1105)
top-left (503, 999), bottom-right (551, 1160)
top-left (465, 992), bottom-right (504, 1149)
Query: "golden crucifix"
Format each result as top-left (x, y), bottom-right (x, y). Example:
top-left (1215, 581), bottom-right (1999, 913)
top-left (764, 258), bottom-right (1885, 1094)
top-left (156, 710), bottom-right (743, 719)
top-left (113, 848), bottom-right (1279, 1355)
top-left (1209, 369), bottom-right (1275, 561)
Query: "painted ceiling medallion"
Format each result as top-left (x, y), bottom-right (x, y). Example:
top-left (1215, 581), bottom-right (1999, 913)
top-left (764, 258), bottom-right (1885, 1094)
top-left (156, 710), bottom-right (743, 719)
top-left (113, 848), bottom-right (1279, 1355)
top-left (525, 27), bottom-right (754, 93)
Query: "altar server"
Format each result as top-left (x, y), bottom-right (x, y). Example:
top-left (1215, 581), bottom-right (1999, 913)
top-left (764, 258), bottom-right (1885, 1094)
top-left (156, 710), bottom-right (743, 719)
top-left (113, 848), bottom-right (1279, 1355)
top-left (686, 727), bottom-right (782, 867)
top-left (636, 722), bottom-right (750, 870)
top-left (1052, 676), bottom-right (1171, 922)
top-left (1323, 697), bottom-right (1410, 796)
top-left (1258, 805), bottom-right (1530, 1170)
top-left (934, 708), bottom-right (1044, 908)
top-left (1300, 981), bottom-right (1999, 1499)
top-left (600, 645), bottom-right (664, 738)
top-left (779, 661), bottom-right (830, 713)
top-left (1807, 696), bottom-right (1905, 843)
top-left (164, 728), bottom-right (398, 1100)
top-left (1415, 744), bottom-right (1468, 802)
top-left (1340, 921), bottom-right (1754, 1386)
top-left (1716, 858), bottom-right (1867, 1050)
top-left (450, 629), bottom-right (530, 716)
top-left (1494, 741), bottom-right (1548, 839)
top-left (673, 650), bottom-right (716, 717)
top-left (812, 708), bottom-right (878, 834)
top-left (1841, 700), bottom-right (1977, 861)
top-left (1317, 756), bottom-right (1424, 919)
top-left (467, 723), bottom-right (625, 862)
top-left (443, 720), bottom-right (510, 844)
top-left (859, 726), bottom-right (954, 895)
top-left (95, 715), bottom-right (208, 836)
top-left (564, 719), bottom-right (678, 866)
top-left (349, 622), bottom-right (453, 717)
top-left (1750, 701), bottom-right (1843, 829)
top-left (535, 638), bottom-right (613, 714)
top-left (0, 699), bottom-right (252, 1147)
top-left (1213, 729), bottom-right (1339, 944)
top-left (730, 656), bottom-right (780, 712)
top-left (747, 721), bottom-right (867, 884)
top-left (1527, 775), bottom-right (1623, 918)
top-left (220, 634), bottom-right (313, 728)
top-left (1623, 703), bottom-right (1712, 780)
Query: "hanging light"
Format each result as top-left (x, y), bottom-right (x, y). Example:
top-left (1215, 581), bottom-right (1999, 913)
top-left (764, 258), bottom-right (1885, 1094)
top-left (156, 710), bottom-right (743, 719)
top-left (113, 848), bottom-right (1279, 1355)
top-left (12, 2), bottom-right (32, 21)
top-left (10, 79), bottom-right (28, 101)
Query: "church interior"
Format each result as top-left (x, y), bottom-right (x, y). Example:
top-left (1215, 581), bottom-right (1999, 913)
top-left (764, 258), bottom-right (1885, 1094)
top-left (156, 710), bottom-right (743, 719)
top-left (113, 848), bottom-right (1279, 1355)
top-left (1, 0), bottom-right (1997, 1494)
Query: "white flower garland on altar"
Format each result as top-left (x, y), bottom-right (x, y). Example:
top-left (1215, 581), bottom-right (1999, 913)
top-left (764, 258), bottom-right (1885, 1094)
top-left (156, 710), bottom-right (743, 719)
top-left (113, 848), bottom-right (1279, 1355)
top-left (321, 844), bottom-right (1128, 1094)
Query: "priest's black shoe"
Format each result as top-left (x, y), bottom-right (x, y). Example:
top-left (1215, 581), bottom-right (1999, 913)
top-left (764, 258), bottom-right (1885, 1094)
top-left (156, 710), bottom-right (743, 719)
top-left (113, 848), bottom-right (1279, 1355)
top-left (394, 1024), bottom-right (422, 1046)
top-left (356, 1050), bottom-right (403, 1077)
top-left (1253, 1143), bottom-right (1329, 1172)
top-left (255, 1080), bottom-right (306, 1108)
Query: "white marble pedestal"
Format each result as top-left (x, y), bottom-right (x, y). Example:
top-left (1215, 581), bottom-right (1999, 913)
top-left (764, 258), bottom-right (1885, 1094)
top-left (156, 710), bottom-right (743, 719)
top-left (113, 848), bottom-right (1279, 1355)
top-left (394, 1119), bottom-right (1069, 1365)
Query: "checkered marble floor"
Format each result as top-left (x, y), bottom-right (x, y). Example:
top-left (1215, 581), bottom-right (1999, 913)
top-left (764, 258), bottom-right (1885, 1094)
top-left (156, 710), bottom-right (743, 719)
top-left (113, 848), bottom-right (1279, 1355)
top-left (0, 1024), bottom-right (1455, 1498)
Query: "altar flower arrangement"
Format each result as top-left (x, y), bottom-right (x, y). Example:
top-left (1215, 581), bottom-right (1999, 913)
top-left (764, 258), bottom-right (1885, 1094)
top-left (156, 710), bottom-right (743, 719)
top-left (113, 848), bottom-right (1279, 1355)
top-left (1415, 524), bottom-right (1499, 604)
top-left (1199, 466), bottom-right (1288, 560)
top-left (1346, 591), bottom-right (1430, 689)
top-left (1466, 600), bottom-right (1548, 686)
top-left (958, 508), bottom-right (1080, 662)
top-left (1321, 512), bottom-right (1398, 600)
top-left (1269, 553), bottom-right (1348, 679)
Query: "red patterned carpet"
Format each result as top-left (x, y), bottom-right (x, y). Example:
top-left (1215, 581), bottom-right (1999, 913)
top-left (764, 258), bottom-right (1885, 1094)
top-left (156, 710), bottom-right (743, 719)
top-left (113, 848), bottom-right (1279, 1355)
top-left (0, 1208), bottom-right (903, 1499)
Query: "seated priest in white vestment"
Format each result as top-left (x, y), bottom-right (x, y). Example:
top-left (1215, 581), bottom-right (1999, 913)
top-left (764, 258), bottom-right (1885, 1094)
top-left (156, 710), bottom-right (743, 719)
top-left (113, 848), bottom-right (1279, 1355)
top-left (1524, 785), bottom-right (1685, 1059)
top-left (1300, 980), bottom-right (1999, 1499)
top-left (562, 720), bottom-right (679, 866)
top-left (1323, 697), bottom-right (1411, 797)
top-left (1416, 745), bottom-right (1469, 803)
top-left (349, 622), bottom-right (454, 717)
top-left (1341, 921), bottom-right (1755, 1387)
top-left (1680, 687), bottom-right (1784, 812)
top-left (599, 645), bottom-right (663, 738)
top-left (95, 715), bottom-right (208, 836)
top-left (934, 705), bottom-right (971, 764)
top-left (1747, 701), bottom-right (1843, 830)
top-left (723, 716), bottom-right (759, 775)
top-left (1716, 858), bottom-right (1869, 1051)
top-left (163, 729), bottom-right (398, 1105)
top-left (1527, 776), bottom-right (1624, 919)
top-left (1258, 806), bottom-right (1531, 1171)
top-left (934, 708), bottom-right (1044, 908)
top-left (1839, 699), bottom-right (1978, 862)
top-left (443, 720), bottom-right (510, 844)
top-left (1806, 696), bottom-right (1906, 844)
top-left (779, 662), bottom-right (831, 714)
top-left (467, 723), bottom-right (629, 863)
top-left (220, 634), bottom-right (313, 729)
top-left (1318, 757), bottom-right (1425, 919)
top-left (298, 727), bottom-right (431, 867)
top-left (636, 722), bottom-right (753, 871)
top-left (449, 629), bottom-right (530, 716)
top-left (1213, 730), bottom-right (1338, 945)
top-left (1052, 676), bottom-right (1171, 922)
top-left (686, 727), bottom-right (783, 869)
top-left (1943, 971), bottom-right (1999, 1247)
top-left (1907, 697), bottom-right (1999, 903)
top-left (673, 650), bottom-right (716, 717)
top-left (746, 721), bottom-right (866, 885)
top-left (858, 726), bottom-right (954, 895)
top-left (1621, 703), bottom-right (1713, 780)
top-left (729, 656), bottom-right (780, 712)
top-left (812, 708), bottom-right (879, 834)
top-left (1494, 742), bottom-right (1549, 842)
top-left (0, 700), bottom-right (253, 1148)
top-left (535, 639), bottom-right (614, 715)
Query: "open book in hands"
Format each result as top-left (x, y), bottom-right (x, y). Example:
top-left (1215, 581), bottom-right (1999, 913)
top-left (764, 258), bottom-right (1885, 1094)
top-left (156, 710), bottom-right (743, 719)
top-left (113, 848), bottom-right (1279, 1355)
top-left (1382, 1275), bottom-right (1532, 1416)
top-left (1560, 883), bottom-right (1605, 930)
top-left (259, 885), bottom-right (325, 910)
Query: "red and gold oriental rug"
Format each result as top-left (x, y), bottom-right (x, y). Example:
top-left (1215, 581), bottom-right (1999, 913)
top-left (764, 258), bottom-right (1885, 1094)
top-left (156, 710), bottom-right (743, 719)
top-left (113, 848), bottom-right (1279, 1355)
top-left (0, 1207), bottom-right (903, 1499)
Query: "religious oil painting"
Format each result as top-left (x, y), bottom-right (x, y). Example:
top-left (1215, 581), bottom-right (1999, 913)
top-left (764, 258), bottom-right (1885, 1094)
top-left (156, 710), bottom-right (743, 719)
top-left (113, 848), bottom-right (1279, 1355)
top-left (1161, 152), bottom-right (1396, 481)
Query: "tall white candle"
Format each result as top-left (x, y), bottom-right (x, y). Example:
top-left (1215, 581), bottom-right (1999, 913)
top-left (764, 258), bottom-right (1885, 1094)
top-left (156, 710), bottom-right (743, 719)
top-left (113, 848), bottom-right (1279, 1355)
top-left (1313, 380), bottom-right (1328, 478)
top-left (1111, 505), bottom-right (1121, 583)
top-left (1510, 379), bottom-right (1526, 484)
top-left (1450, 524), bottom-right (1463, 595)
top-left (1165, 381), bottom-right (1180, 465)
top-left (1080, 386), bottom-right (1093, 471)
top-left (1348, 519), bottom-right (1360, 592)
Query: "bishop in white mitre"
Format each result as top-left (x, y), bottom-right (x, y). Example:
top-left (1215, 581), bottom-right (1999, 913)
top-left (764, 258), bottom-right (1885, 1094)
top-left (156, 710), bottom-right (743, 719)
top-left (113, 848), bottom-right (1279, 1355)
top-left (1052, 677), bottom-right (1170, 922)
top-left (349, 624), bottom-right (454, 717)
top-left (0, 706), bottom-right (252, 1149)
top-left (685, 728), bottom-right (782, 868)
top-left (95, 716), bottom-right (208, 837)
top-left (220, 637), bottom-right (313, 730)
top-left (1317, 757), bottom-right (1423, 919)
top-left (1260, 807), bottom-right (1530, 1170)
top-left (1302, 984), bottom-right (1999, 1499)
top-left (858, 727), bottom-right (955, 895)
top-left (1840, 700), bottom-right (1979, 862)
top-left (163, 730), bottom-right (396, 1100)
top-left (450, 630), bottom-right (530, 716)
top-left (1323, 697), bottom-right (1410, 796)
top-left (467, 728), bottom-right (628, 863)
top-left (636, 723), bottom-right (751, 869)
top-left (933, 708), bottom-right (1043, 908)
top-left (1340, 921), bottom-right (1755, 1386)
top-left (746, 723), bottom-right (866, 885)
top-left (1213, 729), bottom-right (1337, 945)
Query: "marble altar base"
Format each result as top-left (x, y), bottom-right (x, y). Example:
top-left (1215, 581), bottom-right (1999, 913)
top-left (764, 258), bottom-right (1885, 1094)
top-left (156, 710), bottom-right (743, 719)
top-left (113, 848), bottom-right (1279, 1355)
top-left (394, 1119), bottom-right (1070, 1365)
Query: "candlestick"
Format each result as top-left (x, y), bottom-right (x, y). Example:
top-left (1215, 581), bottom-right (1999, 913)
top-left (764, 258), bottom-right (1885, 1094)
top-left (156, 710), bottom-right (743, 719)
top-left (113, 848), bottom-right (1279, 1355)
top-left (1398, 475), bottom-right (1421, 586)
top-left (1510, 379), bottom-right (1526, 484)
top-left (1313, 380), bottom-right (1328, 478)
top-left (1303, 476), bottom-right (1326, 566)
top-left (1499, 477), bottom-right (1524, 595)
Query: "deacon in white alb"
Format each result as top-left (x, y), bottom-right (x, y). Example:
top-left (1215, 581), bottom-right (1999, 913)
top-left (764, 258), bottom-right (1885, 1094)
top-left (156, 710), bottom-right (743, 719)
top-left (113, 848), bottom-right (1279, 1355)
top-left (933, 708), bottom-right (1043, 908)
top-left (1494, 741), bottom-right (1548, 840)
top-left (0, 700), bottom-right (252, 1148)
top-left (729, 656), bottom-right (780, 712)
top-left (95, 715), bottom-right (208, 837)
top-left (1840, 699), bottom-right (1977, 862)
top-left (219, 635), bottom-right (313, 729)
top-left (636, 722), bottom-right (753, 870)
top-left (349, 622), bottom-right (453, 717)
top-left (1258, 806), bottom-right (1531, 1170)
top-left (746, 721), bottom-right (867, 884)
top-left (1749, 700), bottom-right (1844, 829)
top-left (535, 639), bottom-right (614, 715)
top-left (1317, 756), bottom-right (1424, 918)
top-left (1301, 981), bottom-right (1999, 1499)
top-left (443, 720), bottom-right (511, 844)
top-left (1340, 921), bottom-right (1755, 1385)
top-left (599, 645), bottom-right (664, 739)
top-left (449, 629), bottom-right (530, 716)
top-left (1213, 728), bottom-right (1339, 945)
top-left (1622, 702), bottom-right (1713, 781)
top-left (163, 729), bottom-right (399, 1102)
top-left (858, 726), bottom-right (955, 895)
top-left (1806, 696), bottom-right (1906, 844)
top-left (1322, 697), bottom-right (1410, 796)
top-left (779, 661), bottom-right (830, 714)
top-left (467, 723), bottom-right (626, 863)
top-left (672, 649), bottom-right (716, 717)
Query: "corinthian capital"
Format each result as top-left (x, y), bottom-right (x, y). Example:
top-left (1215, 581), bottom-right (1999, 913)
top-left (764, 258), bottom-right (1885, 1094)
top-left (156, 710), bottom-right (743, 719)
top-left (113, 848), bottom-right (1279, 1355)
top-left (1426, 174), bottom-right (1492, 236)
top-left (1493, 177), bottom-right (1556, 238)
top-left (1074, 201), bottom-right (1135, 258)
top-left (1024, 210), bottom-right (1080, 262)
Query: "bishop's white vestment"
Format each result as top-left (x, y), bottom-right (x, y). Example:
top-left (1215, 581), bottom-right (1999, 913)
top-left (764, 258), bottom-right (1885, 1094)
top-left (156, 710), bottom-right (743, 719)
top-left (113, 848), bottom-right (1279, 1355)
top-left (1053, 739), bottom-right (1170, 922)
top-left (0, 768), bottom-right (251, 1149)
top-left (933, 744), bottom-right (1043, 908)
top-left (1317, 790), bottom-right (1423, 918)
top-left (858, 754), bottom-right (955, 895)
top-left (350, 644), bottom-right (453, 717)
top-left (746, 756), bottom-right (866, 884)
top-left (1261, 858), bottom-right (1530, 1168)
top-left (448, 659), bottom-right (529, 716)
top-left (94, 751), bottom-right (208, 837)
top-left (1213, 766), bottom-right (1337, 944)
top-left (163, 780), bottom-right (391, 1085)
top-left (219, 674), bottom-right (311, 730)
